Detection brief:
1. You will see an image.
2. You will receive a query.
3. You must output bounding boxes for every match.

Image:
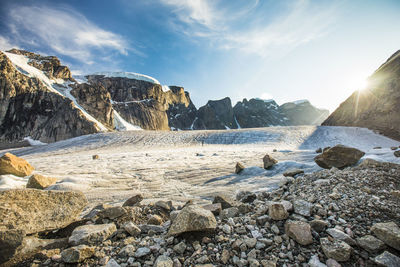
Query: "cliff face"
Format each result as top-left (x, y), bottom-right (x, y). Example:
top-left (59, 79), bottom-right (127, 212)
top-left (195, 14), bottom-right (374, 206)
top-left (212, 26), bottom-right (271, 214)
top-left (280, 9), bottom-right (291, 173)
top-left (195, 97), bottom-right (237, 130)
top-left (323, 50), bottom-right (400, 140)
top-left (85, 75), bottom-right (194, 130)
top-left (0, 51), bottom-right (99, 143)
top-left (279, 100), bottom-right (329, 126)
top-left (233, 98), bottom-right (288, 128)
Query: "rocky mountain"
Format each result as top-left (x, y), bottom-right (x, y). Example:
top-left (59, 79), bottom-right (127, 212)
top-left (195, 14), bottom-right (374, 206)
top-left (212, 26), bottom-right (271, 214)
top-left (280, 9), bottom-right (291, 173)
top-left (279, 100), bottom-right (329, 126)
top-left (323, 50), bottom-right (400, 140)
top-left (0, 48), bottom-right (330, 144)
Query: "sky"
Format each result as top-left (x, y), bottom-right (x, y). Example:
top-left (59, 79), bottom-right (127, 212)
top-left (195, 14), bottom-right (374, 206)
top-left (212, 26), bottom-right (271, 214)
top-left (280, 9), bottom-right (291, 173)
top-left (0, 0), bottom-right (400, 112)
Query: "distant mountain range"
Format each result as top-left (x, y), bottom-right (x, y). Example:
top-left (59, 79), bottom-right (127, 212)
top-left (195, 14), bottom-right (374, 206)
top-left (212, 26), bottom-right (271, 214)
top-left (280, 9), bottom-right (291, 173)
top-left (323, 50), bottom-right (400, 141)
top-left (0, 49), bottom-right (329, 144)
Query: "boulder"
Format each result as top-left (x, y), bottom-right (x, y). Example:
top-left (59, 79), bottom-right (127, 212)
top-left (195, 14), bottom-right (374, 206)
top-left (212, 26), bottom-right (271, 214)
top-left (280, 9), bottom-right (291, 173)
top-left (167, 205), bottom-right (216, 236)
top-left (394, 150), bottom-right (400, 157)
top-left (61, 245), bottom-right (95, 263)
top-left (371, 221), bottom-right (400, 250)
top-left (236, 191), bottom-right (257, 203)
top-left (356, 235), bottom-right (386, 253)
top-left (315, 148), bottom-right (322, 153)
top-left (26, 174), bottom-right (57, 189)
top-left (69, 223), bottom-right (117, 246)
top-left (212, 194), bottom-right (237, 209)
top-left (155, 255), bottom-right (173, 267)
top-left (122, 194), bottom-right (143, 207)
top-left (202, 203), bottom-right (222, 215)
top-left (92, 155), bottom-right (99, 160)
top-left (268, 203), bottom-right (289, 220)
top-left (293, 199), bottom-right (312, 217)
top-left (0, 153), bottom-right (34, 177)
top-left (0, 229), bottom-right (25, 264)
top-left (285, 221), bottom-right (313, 245)
top-left (0, 189), bottom-right (87, 234)
top-left (373, 251), bottom-right (400, 267)
top-left (235, 162), bottom-right (245, 174)
top-left (97, 206), bottom-right (127, 220)
top-left (314, 145), bottom-right (365, 169)
top-left (263, 154), bottom-right (278, 169)
top-left (122, 222), bottom-right (141, 236)
top-left (155, 200), bottom-right (173, 211)
top-left (148, 214), bottom-right (163, 225)
top-left (326, 228), bottom-right (356, 246)
top-left (320, 238), bottom-right (352, 262)
top-left (283, 169), bottom-right (304, 177)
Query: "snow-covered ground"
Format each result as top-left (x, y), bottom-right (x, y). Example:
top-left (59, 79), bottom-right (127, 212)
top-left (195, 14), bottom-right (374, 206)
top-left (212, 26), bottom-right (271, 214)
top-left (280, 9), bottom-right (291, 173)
top-left (1, 126), bottom-right (399, 207)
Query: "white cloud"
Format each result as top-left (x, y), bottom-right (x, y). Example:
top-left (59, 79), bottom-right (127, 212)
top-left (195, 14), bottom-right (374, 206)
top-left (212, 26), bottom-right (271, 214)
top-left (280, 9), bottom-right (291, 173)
top-left (0, 36), bottom-right (18, 51)
top-left (161, 0), bottom-right (337, 57)
top-left (6, 5), bottom-right (133, 63)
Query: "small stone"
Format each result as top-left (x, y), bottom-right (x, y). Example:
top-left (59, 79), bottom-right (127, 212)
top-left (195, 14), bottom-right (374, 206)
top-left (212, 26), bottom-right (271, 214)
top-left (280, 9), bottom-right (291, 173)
top-left (212, 194), bottom-right (237, 209)
top-left (155, 255), bottom-right (173, 267)
top-left (123, 221), bottom-right (141, 236)
top-left (394, 150), bottom-right (400, 157)
top-left (308, 255), bottom-right (327, 267)
top-left (173, 242), bottom-right (187, 254)
top-left (134, 247), bottom-right (150, 258)
top-left (268, 203), bottom-right (288, 220)
top-left (148, 214), bottom-right (163, 225)
top-left (260, 259), bottom-right (277, 267)
top-left (373, 251), bottom-right (400, 267)
top-left (283, 169), bottom-right (304, 177)
top-left (326, 259), bottom-right (341, 267)
top-left (61, 245), bottom-right (95, 263)
top-left (118, 245), bottom-right (136, 257)
top-left (271, 224), bottom-right (280, 235)
top-left (320, 238), bottom-right (352, 262)
top-left (97, 206), bottom-right (127, 219)
top-left (326, 228), bottom-right (356, 246)
top-left (285, 221), bottom-right (313, 245)
top-left (0, 153), bottom-right (34, 177)
top-left (221, 249), bottom-right (230, 264)
top-left (263, 154), bottom-right (278, 169)
top-left (316, 148), bottom-right (323, 153)
top-left (293, 199), bottom-right (312, 217)
top-left (106, 259), bottom-right (121, 267)
top-left (237, 191), bottom-right (257, 203)
top-left (202, 203), bottom-right (222, 215)
top-left (123, 194), bottom-right (144, 206)
top-left (92, 155), bottom-right (99, 160)
top-left (26, 174), bottom-right (57, 189)
top-left (244, 238), bottom-right (257, 248)
top-left (371, 221), bottom-right (400, 250)
top-left (167, 205), bottom-right (216, 236)
top-left (220, 207), bottom-right (239, 220)
top-left (69, 223), bottom-right (117, 246)
top-left (236, 162), bottom-right (245, 174)
top-left (155, 200), bottom-right (173, 211)
top-left (222, 224), bottom-right (231, 234)
top-left (310, 220), bottom-right (328, 232)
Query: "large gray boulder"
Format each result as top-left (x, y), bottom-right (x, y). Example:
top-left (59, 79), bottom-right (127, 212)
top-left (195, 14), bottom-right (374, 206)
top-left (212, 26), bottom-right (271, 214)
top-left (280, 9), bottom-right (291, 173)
top-left (0, 189), bottom-right (87, 234)
top-left (371, 221), bottom-right (400, 250)
top-left (314, 145), bottom-right (365, 169)
top-left (167, 205), bottom-right (216, 236)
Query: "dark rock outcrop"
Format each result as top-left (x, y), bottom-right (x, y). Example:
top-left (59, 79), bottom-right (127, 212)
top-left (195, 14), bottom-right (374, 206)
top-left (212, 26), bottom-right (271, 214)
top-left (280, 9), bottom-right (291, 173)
top-left (196, 97), bottom-right (237, 130)
top-left (70, 83), bottom-right (114, 129)
top-left (323, 50), bottom-right (400, 140)
top-left (279, 100), bottom-right (329, 126)
top-left (0, 51), bottom-right (99, 143)
top-left (233, 98), bottom-right (287, 128)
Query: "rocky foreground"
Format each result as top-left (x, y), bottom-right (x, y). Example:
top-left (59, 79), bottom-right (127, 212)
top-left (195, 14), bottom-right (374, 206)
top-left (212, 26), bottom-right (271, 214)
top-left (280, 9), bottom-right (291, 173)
top-left (0, 148), bottom-right (400, 267)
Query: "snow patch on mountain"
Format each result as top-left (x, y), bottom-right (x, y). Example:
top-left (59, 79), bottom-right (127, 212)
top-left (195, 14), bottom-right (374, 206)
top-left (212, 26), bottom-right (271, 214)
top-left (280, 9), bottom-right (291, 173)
top-left (3, 51), bottom-right (109, 132)
top-left (91, 71), bottom-right (161, 84)
top-left (113, 110), bottom-right (142, 131)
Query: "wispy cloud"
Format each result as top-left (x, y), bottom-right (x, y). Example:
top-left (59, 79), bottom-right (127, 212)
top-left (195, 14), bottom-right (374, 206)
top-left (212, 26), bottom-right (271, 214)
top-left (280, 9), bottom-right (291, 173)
top-left (5, 5), bottom-right (134, 64)
top-left (161, 0), bottom-right (337, 57)
top-left (0, 35), bottom-right (18, 51)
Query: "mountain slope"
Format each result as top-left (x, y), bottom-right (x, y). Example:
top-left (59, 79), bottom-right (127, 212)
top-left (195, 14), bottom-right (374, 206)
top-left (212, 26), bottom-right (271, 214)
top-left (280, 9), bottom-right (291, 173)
top-left (322, 50), bottom-right (400, 140)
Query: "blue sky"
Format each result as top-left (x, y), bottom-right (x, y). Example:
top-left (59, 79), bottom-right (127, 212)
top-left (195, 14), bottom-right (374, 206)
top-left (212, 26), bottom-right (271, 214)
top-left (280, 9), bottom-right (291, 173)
top-left (1, 0), bottom-right (400, 111)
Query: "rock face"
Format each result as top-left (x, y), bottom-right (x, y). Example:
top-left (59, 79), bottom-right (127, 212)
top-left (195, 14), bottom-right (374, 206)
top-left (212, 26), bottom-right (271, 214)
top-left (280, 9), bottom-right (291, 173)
top-left (314, 145), bottom-right (365, 169)
top-left (86, 75), bottom-right (193, 131)
top-left (278, 100), bottom-right (329, 126)
top-left (167, 205), bottom-right (217, 236)
top-left (0, 189), bottom-right (87, 234)
top-left (195, 97), bottom-right (237, 130)
top-left (233, 98), bottom-right (286, 128)
top-left (0, 152), bottom-right (34, 177)
top-left (0, 50), bottom-right (100, 143)
top-left (323, 50), bottom-right (400, 141)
